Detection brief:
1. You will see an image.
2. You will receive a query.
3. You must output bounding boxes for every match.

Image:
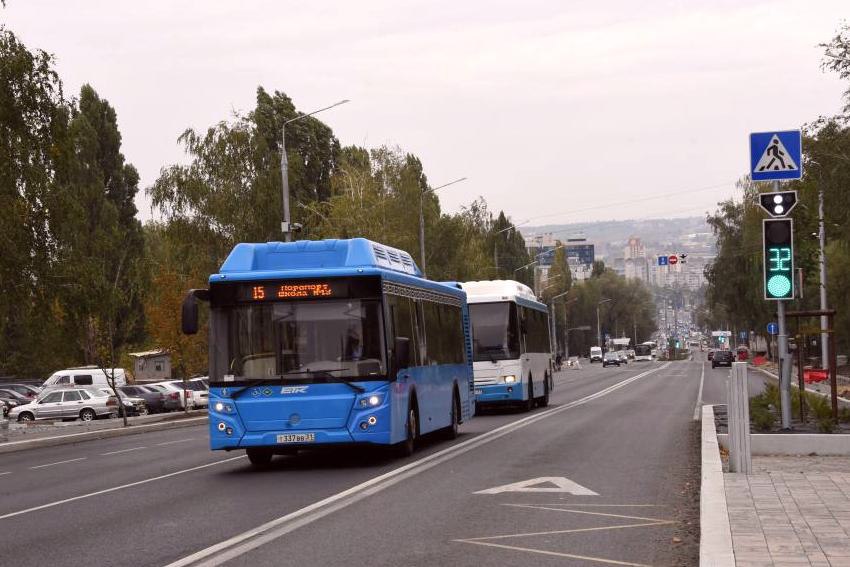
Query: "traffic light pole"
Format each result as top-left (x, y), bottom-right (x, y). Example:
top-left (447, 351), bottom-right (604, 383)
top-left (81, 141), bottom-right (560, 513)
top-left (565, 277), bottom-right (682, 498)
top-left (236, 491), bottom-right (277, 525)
top-left (773, 180), bottom-right (792, 429)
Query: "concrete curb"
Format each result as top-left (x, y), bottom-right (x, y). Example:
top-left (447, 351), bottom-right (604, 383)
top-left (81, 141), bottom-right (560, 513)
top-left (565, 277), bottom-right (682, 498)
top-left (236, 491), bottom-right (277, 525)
top-left (700, 404), bottom-right (735, 567)
top-left (0, 414), bottom-right (208, 455)
top-left (717, 432), bottom-right (850, 456)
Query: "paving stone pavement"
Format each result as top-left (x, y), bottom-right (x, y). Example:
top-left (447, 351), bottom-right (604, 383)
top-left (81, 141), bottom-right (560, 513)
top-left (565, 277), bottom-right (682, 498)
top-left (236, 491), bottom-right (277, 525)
top-left (725, 456), bottom-right (850, 566)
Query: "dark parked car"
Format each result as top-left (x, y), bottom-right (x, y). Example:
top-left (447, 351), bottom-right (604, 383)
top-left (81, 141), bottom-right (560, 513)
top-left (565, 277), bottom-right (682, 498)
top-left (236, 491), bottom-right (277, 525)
top-left (3, 384), bottom-right (41, 399)
top-left (712, 350), bottom-right (734, 368)
top-left (119, 385), bottom-right (171, 413)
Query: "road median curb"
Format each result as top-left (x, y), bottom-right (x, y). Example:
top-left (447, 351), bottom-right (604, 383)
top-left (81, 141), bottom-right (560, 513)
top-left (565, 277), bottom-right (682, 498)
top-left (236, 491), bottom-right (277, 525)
top-left (0, 413), bottom-right (208, 455)
top-left (700, 404), bottom-right (735, 566)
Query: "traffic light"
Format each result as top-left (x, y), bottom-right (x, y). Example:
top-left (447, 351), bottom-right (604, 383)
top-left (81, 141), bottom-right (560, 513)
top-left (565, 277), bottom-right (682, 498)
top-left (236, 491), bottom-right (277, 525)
top-left (763, 218), bottom-right (794, 300)
top-left (758, 190), bottom-right (798, 217)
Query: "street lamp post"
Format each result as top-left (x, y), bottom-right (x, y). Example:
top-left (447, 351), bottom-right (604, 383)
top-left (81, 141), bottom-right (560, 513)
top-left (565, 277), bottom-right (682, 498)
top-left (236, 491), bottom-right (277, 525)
top-left (597, 298), bottom-right (612, 348)
top-left (419, 177), bottom-right (467, 277)
top-left (549, 291), bottom-right (569, 354)
top-left (281, 99), bottom-right (350, 241)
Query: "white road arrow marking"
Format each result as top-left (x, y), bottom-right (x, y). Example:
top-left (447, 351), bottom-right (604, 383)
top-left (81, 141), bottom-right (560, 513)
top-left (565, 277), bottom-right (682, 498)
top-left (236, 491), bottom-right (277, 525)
top-left (475, 477), bottom-right (598, 495)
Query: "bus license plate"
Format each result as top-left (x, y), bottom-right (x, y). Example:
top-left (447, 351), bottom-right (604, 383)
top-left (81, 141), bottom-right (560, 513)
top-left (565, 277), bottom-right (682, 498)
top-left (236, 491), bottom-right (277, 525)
top-left (277, 433), bottom-right (315, 444)
top-left (474, 389), bottom-right (483, 395)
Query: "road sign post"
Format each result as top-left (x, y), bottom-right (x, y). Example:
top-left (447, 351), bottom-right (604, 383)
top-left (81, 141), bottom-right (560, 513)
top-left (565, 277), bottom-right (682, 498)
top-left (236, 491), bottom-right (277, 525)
top-left (751, 131), bottom-right (802, 430)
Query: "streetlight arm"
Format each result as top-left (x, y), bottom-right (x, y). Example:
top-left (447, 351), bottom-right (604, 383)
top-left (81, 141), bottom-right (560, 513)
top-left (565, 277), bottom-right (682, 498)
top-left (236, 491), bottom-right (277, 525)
top-left (285, 99), bottom-right (350, 126)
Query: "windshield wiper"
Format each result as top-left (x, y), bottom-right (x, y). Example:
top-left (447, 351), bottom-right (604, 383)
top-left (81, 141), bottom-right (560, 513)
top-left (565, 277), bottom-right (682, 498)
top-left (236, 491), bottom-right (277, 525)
top-left (282, 369), bottom-right (365, 393)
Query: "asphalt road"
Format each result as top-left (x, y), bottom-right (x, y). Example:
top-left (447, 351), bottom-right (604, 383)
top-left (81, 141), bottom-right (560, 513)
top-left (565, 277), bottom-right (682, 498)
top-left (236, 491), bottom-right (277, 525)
top-left (0, 358), bottom-right (703, 566)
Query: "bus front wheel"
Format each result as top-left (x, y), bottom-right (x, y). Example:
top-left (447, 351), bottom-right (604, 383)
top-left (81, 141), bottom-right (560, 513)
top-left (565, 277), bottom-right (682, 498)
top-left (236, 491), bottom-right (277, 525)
top-left (523, 377), bottom-right (534, 412)
top-left (396, 405), bottom-right (418, 457)
top-left (538, 373), bottom-right (550, 408)
top-left (247, 448), bottom-right (273, 469)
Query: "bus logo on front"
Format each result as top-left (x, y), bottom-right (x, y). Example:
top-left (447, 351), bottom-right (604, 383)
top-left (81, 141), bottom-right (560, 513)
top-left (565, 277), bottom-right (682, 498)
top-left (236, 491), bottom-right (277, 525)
top-left (281, 386), bottom-right (309, 394)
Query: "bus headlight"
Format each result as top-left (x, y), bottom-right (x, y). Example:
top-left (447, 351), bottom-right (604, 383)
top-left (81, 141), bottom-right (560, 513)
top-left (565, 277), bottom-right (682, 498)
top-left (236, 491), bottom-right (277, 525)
top-left (503, 375), bottom-right (517, 384)
top-left (214, 401), bottom-right (232, 413)
top-left (359, 394), bottom-right (383, 407)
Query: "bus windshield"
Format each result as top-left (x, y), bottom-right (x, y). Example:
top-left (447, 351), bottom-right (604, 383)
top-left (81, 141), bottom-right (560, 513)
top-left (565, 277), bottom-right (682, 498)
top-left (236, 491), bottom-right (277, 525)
top-left (469, 302), bottom-right (520, 362)
top-left (218, 299), bottom-right (386, 382)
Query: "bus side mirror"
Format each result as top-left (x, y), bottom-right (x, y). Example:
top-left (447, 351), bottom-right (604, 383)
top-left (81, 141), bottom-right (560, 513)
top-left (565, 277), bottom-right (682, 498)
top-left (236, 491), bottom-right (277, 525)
top-left (393, 337), bottom-right (411, 370)
top-left (181, 289), bottom-right (210, 335)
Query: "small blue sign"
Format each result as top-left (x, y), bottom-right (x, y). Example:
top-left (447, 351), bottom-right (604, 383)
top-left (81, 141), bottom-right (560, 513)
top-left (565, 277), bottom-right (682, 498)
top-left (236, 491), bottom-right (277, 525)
top-left (767, 322), bottom-right (778, 335)
top-left (750, 130), bottom-right (802, 182)
top-left (658, 256), bottom-right (668, 266)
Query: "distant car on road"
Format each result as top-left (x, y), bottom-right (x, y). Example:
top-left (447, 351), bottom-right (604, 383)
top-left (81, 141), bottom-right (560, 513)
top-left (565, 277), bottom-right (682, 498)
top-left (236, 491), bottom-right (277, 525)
top-left (617, 351), bottom-right (628, 364)
top-left (602, 351), bottom-right (621, 367)
top-left (9, 387), bottom-right (118, 422)
top-left (590, 346), bottom-right (603, 363)
top-left (712, 350), bottom-right (734, 369)
top-left (707, 350), bottom-right (715, 361)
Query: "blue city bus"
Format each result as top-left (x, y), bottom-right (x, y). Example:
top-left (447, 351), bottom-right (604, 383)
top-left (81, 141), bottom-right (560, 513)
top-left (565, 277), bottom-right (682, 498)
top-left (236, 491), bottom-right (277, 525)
top-left (181, 238), bottom-right (475, 468)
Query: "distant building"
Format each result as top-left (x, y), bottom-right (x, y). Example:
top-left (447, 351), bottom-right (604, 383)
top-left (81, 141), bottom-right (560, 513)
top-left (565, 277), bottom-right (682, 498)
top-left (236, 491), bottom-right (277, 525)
top-left (623, 237), bottom-right (649, 283)
top-left (129, 350), bottom-right (171, 383)
top-left (526, 234), bottom-right (596, 293)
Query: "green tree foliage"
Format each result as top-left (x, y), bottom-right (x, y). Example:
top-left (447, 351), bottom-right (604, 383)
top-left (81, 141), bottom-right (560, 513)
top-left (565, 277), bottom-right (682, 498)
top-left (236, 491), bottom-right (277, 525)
top-left (563, 270), bottom-right (656, 357)
top-left (0, 28), bottom-right (145, 378)
top-left (0, 26), bottom-right (66, 376)
top-left (821, 21), bottom-right (850, 114)
top-left (488, 211), bottom-right (533, 287)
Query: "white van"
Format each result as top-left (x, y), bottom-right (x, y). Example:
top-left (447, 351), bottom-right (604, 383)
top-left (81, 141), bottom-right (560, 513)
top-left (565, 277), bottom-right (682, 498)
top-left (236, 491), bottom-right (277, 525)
top-left (42, 367), bottom-right (127, 389)
top-left (589, 346), bottom-right (603, 363)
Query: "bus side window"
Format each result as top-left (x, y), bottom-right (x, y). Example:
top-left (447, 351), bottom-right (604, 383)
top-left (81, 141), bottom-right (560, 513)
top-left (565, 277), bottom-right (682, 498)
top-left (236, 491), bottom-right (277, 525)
top-left (387, 295), bottom-right (422, 368)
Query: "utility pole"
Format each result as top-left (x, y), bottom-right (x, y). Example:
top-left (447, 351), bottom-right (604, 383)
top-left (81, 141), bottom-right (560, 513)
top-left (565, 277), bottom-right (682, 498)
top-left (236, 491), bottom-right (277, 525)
top-left (597, 298), bottom-right (611, 348)
top-left (280, 99), bottom-right (349, 242)
top-left (773, 179), bottom-right (792, 429)
top-left (418, 177), bottom-right (467, 277)
top-left (818, 183), bottom-right (829, 371)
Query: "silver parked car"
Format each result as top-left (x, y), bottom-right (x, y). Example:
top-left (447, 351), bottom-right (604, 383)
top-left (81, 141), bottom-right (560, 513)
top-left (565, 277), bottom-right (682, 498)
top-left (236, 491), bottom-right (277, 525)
top-left (9, 387), bottom-right (118, 422)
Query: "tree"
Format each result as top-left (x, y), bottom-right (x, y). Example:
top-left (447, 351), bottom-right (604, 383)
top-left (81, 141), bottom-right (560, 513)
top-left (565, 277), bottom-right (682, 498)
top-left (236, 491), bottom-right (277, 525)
top-left (0, 26), bottom-right (68, 377)
top-left (488, 211), bottom-right (533, 286)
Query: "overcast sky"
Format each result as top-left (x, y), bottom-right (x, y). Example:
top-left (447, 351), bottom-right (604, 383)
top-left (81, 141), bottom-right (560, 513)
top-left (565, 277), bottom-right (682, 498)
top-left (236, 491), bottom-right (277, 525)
top-left (3, 1), bottom-right (847, 228)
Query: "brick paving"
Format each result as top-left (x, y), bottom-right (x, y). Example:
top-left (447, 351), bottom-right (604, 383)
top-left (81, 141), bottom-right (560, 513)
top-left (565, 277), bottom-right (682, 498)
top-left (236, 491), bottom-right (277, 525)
top-left (725, 456), bottom-right (850, 566)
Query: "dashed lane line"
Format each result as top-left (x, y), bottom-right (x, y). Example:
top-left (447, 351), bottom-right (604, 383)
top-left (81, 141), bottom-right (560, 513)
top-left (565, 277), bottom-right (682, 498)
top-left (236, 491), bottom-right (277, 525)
top-left (30, 457), bottom-right (87, 470)
top-left (157, 438), bottom-right (196, 446)
top-left (101, 446), bottom-right (147, 456)
top-left (693, 362), bottom-right (706, 421)
top-left (0, 456), bottom-right (244, 521)
top-left (0, 471), bottom-right (11, 476)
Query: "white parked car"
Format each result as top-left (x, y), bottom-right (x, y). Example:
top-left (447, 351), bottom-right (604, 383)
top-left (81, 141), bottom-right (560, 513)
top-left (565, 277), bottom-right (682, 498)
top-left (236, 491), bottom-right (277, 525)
top-left (150, 379), bottom-right (208, 409)
top-left (9, 387), bottom-right (118, 422)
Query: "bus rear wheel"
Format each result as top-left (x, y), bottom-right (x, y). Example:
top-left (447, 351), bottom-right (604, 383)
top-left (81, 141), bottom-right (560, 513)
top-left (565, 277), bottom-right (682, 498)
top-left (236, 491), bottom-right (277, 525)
top-left (246, 448), bottom-right (273, 469)
top-left (442, 391), bottom-right (460, 440)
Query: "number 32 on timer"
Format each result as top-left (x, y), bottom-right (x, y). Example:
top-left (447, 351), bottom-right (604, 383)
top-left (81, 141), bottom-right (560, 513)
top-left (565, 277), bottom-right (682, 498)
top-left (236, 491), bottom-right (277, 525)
top-left (769, 247), bottom-right (791, 271)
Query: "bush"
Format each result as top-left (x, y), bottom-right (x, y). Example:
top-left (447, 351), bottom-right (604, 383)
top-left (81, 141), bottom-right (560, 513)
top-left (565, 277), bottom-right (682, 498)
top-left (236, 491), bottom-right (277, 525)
top-left (751, 405), bottom-right (776, 432)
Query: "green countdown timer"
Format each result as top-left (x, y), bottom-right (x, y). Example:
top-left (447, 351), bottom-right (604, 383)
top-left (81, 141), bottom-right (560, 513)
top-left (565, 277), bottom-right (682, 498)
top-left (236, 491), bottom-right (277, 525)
top-left (763, 217), bottom-right (794, 301)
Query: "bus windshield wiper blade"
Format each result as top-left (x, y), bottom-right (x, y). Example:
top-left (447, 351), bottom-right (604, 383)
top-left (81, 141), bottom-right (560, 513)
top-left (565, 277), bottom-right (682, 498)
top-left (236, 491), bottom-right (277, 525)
top-left (283, 369), bottom-right (365, 393)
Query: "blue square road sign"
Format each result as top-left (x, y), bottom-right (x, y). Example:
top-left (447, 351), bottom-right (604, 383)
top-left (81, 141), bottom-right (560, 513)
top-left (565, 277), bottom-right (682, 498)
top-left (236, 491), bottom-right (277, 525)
top-left (750, 130), bottom-right (802, 182)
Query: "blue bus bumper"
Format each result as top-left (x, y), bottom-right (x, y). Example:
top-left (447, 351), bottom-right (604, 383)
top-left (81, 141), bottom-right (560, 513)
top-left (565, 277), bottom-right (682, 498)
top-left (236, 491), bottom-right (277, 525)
top-left (207, 399), bottom-right (395, 451)
top-left (475, 383), bottom-right (526, 404)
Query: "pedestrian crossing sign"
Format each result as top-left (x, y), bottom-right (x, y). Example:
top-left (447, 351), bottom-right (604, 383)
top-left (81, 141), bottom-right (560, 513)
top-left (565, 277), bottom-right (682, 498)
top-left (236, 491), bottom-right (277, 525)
top-left (750, 130), bottom-right (802, 182)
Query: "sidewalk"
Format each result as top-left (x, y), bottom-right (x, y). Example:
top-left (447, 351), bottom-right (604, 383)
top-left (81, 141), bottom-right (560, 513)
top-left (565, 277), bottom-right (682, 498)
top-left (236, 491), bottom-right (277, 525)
top-left (725, 456), bottom-right (850, 567)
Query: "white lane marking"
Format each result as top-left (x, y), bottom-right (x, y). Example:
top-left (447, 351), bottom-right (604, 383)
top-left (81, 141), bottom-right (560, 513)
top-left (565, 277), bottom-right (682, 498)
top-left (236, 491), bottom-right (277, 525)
top-left (101, 446), bottom-right (147, 456)
top-left (165, 363), bottom-right (669, 567)
top-left (0, 417), bottom-right (207, 448)
top-left (30, 457), bottom-right (87, 470)
top-left (157, 438), bottom-right (195, 446)
top-left (693, 362), bottom-right (705, 422)
top-left (0, 472), bottom-right (11, 476)
top-left (475, 477), bottom-right (598, 495)
top-left (0, 456), bottom-right (244, 521)
top-left (453, 539), bottom-right (652, 566)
